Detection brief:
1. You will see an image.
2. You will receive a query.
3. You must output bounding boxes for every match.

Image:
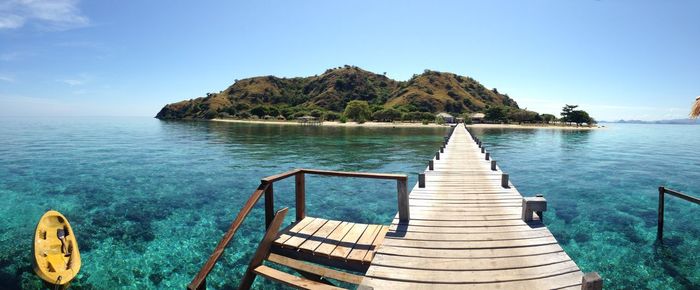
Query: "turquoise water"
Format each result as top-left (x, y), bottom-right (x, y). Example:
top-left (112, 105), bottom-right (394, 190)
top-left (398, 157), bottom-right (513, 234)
top-left (0, 118), bottom-right (698, 289)
top-left (471, 124), bottom-right (700, 289)
top-left (0, 117), bottom-right (447, 289)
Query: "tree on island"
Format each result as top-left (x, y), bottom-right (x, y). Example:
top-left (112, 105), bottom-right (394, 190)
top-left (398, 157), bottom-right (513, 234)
top-left (541, 114), bottom-right (556, 124)
top-left (560, 104), bottom-right (578, 125)
top-left (343, 100), bottom-right (372, 123)
top-left (509, 109), bottom-right (540, 124)
top-left (372, 108), bottom-right (402, 122)
top-left (560, 104), bottom-right (595, 126)
top-left (485, 106), bottom-right (509, 123)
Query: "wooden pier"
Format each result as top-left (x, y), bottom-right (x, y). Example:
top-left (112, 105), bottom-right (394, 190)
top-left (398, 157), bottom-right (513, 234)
top-left (189, 124), bottom-right (601, 290)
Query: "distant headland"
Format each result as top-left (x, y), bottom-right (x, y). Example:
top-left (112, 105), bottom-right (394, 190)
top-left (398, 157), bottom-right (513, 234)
top-left (156, 65), bottom-right (595, 128)
top-left (155, 65), bottom-right (519, 119)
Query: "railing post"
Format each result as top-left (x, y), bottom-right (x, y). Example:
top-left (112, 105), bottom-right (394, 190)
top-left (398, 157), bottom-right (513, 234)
top-left (264, 182), bottom-right (274, 229)
top-left (397, 178), bottom-right (410, 222)
top-left (296, 172), bottom-right (306, 222)
top-left (657, 186), bottom-right (665, 241)
top-left (501, 173), bottom-right (509, 188)
top-left (440, 146), bottom-right (444, 153)
top-left (428, 160), bottom-right (434, 170)
top-left (485, 152), bottom-right (490, 160)
top-left (418, 173), bottom-right (425, 188)
top-left (581, 272), bottom-right (603, 290)
top-left (481, 147), bottom-right (485, 153)
top-left (491, 160), bottom-right (497, 171)
top-left (435, 151), bottom-right (440, 160)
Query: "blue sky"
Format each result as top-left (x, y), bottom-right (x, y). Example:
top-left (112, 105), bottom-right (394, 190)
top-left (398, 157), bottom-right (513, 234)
top-left (0, 0), bottom-right (698, 120)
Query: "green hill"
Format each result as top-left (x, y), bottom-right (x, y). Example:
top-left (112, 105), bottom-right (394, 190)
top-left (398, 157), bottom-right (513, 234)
top-left (155, 65), bottom-right (519, 120)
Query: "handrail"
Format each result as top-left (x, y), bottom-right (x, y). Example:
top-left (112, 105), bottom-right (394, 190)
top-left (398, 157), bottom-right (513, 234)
top-left (188, 168), bottom-right (409, 290)
top-left (300, 168), bottom-right (407, 180)
top-left (657, 186), bottom-right (700, 241)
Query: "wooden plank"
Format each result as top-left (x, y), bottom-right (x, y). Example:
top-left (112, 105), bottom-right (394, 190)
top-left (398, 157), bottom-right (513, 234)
top-left (384, 228), bottom-right (553, 241)
top-left (330, 223), bottom-right (368, 259)
top-left (365, 259), bottom-right (581, 283)
top-left (360, 271), bottom-right (583, 289)
top-left (363, 226), bottom-right (389, 263)
top-left (274, 217), bottom-right (315, 245)
top-left (314, 222), bottom-right (354, 256)
top-left (253, 265), bottom-right (344, 290)
top-left (283, 218), bottom-right (328, 248)
top-left (390, 218), bottom-right (527, 227)
top-left (380, 236), bottom-right (559, 249)
top-left (370, 251), bottom-right (574, 270)
top-left (346, 224), bottom-right (381, 263)
top-left (375, 243), bottom-right (569, 259)
top-left (298, 220), bottom-right (342, 253)
top-left (267, 253), bottom-right (364, 285)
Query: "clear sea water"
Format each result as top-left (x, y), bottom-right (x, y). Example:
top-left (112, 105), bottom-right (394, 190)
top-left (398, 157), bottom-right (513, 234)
top-left (0, 117), bottom-right (698, 289)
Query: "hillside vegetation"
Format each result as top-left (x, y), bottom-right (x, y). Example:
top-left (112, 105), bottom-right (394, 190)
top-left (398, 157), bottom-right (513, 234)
top-left (155, 65), bottom-right (519, 120)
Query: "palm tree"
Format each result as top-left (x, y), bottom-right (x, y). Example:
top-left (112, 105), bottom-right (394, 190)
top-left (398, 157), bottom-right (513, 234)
top-left (692, 96), bottom-right (700, 119)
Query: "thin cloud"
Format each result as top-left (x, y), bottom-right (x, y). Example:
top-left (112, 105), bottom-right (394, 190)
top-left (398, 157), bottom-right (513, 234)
top-left (0, 14), bottom-right (24, 29)
top-left (61, 79), bottom-right (84, 86)
top-left (0, 75), bottom-right (15, 82)
top-left (0, 0), bottom-right (89, 31)
top-left (59, 73), bottom-right (91, 86)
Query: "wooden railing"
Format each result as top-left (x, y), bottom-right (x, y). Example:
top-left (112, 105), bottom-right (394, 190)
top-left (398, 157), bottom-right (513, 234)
top-left (657, 186), bottom-right (700, 241)
top-left (187, 168), bottom-right (409, 290)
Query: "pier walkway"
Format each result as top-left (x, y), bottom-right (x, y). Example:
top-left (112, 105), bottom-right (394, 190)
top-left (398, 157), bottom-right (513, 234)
top-left (360, 124), bottom-right (586, 289)
top-left (189, 124), bottom-right (600, 290)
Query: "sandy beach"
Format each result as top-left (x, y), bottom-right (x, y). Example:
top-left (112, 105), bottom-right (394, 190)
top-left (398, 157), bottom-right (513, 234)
top-left (210, 118), bottom-right (601, 129)
top-left (467, 123), bottom-right (601, 130)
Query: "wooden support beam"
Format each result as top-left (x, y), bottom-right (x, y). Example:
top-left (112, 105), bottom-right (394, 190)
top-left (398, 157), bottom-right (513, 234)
top-left (265, 183), bottom-right (274, 229)
top-left (435, 151), bottom-right (440, 160)
top-left (296, 173), bottom-right (306, 222)
top-left (418, 173), bottom-right (425, 188)
top-left (491, 160), bottom-right (497, 171)
top-left (485, 152), bottom-right (490, 160)
top-left (657, 186), bottom-right (664, 241)
top-left (239, 207), bottom-right (289, 290)
top-left (428, 160), bottom-right (434, 171)
top-left (501, 173), bottom-right (509, 188)
top-left (581, 272), bottom-right (603, 290)
top-left (397, 179), bottom-right (410, 222)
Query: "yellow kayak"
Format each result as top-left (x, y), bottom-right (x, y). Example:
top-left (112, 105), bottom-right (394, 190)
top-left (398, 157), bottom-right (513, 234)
top-left (33, 210), bottom-right (81, 287)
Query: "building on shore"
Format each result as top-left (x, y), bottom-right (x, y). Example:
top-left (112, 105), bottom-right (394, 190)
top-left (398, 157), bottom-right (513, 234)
top-left (436, 112), bottom-right (455, 123)
top-left (471, 113), bottom-right (485, 123)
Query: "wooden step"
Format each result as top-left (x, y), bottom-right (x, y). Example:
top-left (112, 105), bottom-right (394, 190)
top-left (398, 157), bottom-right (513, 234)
top-left (267, 253), bottom-right (364, 285)
top-left (253, 265), bottom-right (345, 290)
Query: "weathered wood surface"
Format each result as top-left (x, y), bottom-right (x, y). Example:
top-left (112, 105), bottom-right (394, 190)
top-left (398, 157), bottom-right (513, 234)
top-left (361, 125), bottom-right (583, 289)
top-left (272, 217), bottom-right (388, 271)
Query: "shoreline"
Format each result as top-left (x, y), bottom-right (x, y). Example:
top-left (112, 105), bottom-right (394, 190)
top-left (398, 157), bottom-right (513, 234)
top-left (210, 118), bottom-right (601, 130)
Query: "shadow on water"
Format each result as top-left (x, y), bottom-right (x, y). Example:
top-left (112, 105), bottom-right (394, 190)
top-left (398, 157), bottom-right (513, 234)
top-left (653, 240), bottom-right (696, 289)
